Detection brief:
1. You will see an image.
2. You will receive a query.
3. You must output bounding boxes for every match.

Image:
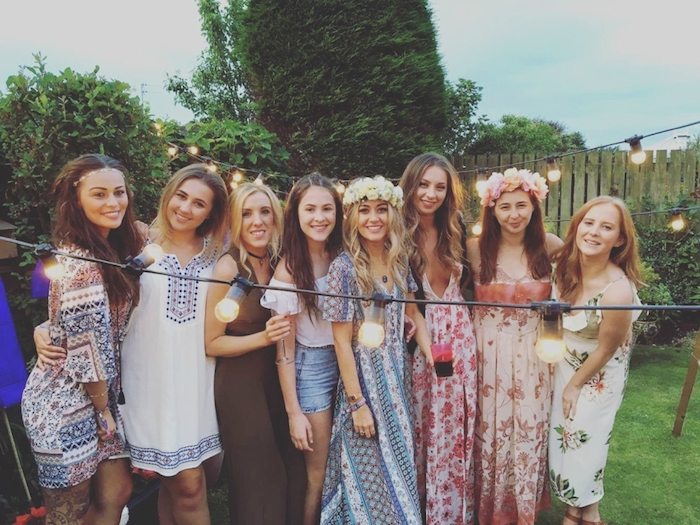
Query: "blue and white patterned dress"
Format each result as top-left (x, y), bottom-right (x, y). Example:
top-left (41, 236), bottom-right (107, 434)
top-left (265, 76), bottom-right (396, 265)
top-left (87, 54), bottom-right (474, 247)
top-left (121, 238), bottom-right (222, 475)
top-left (321, 252), bottom-right (421, 525)
top-left (22, 247), bottom-right (130, 489)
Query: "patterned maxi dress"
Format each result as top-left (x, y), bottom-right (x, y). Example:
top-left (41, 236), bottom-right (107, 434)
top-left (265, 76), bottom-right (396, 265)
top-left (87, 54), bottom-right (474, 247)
top-left (472, 265), bottom-right (552, 525)
top-left (321, 252), bottom-right (422, 525)
top-left (22, 248), bottom-right (130, 488)
top-left (548, 279), bottom-right (640, 507)
top-left (121, 238), bottom-right (222, 476)
top-left (412, 263), bottom-right (478, 524)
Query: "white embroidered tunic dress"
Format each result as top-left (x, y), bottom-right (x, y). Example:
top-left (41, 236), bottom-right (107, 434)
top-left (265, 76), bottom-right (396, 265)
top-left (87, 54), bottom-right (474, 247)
top-left (121, 238), bottom-right (221, 475)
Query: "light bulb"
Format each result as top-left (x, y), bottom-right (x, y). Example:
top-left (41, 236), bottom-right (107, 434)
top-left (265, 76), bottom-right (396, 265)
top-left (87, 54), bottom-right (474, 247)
top-left (534, 300), bottom-right (568, 363)
top-left (125, 244), bottom-right (165, 275)
top-left (546, 157), bottom-right (561, 182)
top-left (535, 338), bottom-right (567, 363)
top-left (671, 212), bottom-right (685, 231)
top-left (207, 163), bottom-right (218, 173)
top-left (215, 298), bottom-right (241, 323)
top-left (34, 244), bottom-right (65, 281)
top-left (626, 136), bottom-right (646, 165)
top-left (142, 243), bottom-right (165, 264)
top-left (471, 221), bottom-right (482, 236)
top-left (630, 149), bottom-right (647, 164)
top-left (233, 170), bottom-right (243, 183)
top-left (167, 146), bottom-right (178, 156)
top-left (230, 181), bottom-right (239, 190)
top-left (335, 182), bottom-right (345, 195)
top-left (188, 146), bottom-right (199, 155)
top-left (475, 180), bottom-right (487, 197)
top-left (358, 322), bottom-right (385, 349)
top-left (254, 174), bottom-right (264, 186)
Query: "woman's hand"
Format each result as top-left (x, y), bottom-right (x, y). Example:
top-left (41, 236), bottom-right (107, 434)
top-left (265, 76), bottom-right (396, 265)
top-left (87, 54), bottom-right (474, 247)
top-left (352, 404), bottom-right (375, 438)
top-left (265, 313), bottom-right (291, 344)
top-left (420, 342), bottom-right (434, 367)
top-left (562, 382), bottom-right (582, 419)
top-left (288, 411), bottom-right (314, 451)
top-left (403, 314), bottom-right (416, 342)
top-left (34, 325), bottom-right (66, 371)
top-left (95, 408), bottom-right (117, 442)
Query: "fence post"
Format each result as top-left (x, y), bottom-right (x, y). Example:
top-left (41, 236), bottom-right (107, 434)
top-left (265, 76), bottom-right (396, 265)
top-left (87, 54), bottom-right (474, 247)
top-left (672, 330), bottom-right (700, 437)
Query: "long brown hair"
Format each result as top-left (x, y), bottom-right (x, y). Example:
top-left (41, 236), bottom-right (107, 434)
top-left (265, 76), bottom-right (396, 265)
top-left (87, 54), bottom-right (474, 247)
top-left (282, 173), bottom-right (343, 317)
top-left (552, 196), bottom-right (643, 301)
top-left (52, 154), bottom-right (141, 306)
top-left (477, 192), bottom-right (550, 283)
top-left (399, 152), bottom-right (465, 279)
top-left (152, 164), bottom-right (229, 255)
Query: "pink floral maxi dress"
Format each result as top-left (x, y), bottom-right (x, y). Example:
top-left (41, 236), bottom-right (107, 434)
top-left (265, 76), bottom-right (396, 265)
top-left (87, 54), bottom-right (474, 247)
top-left (412, 264), bottom-right (478, 524)
top-left (472, 265), bottom-right (552, 525)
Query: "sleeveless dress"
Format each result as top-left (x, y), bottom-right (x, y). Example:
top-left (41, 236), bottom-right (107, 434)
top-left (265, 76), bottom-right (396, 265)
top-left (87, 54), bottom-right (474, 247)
top-left (214, 248), bottom-right (306, 525)
top-left (320, 252), bottom-right (422, 525)
top-left (472, 264), bottom-right (552, 525)
top-left (22, 248), bottom-right (130, 488)
top-left (121, 238), bottom-right (222, 475)
top-left (548, 278), bottom-right (641, 507)
top-left (412, 263), bottom-right (478, 524)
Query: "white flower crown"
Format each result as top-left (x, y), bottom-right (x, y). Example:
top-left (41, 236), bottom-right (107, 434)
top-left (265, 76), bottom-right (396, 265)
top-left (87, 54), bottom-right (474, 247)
top-left (342, 176), bottom-right (404, 208)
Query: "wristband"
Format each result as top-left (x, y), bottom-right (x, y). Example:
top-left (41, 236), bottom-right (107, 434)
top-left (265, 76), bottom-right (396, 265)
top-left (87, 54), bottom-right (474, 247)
top-left (348, 397), bottom-right (367, 413)
top-left (95, 407), bottom-right (113, 438)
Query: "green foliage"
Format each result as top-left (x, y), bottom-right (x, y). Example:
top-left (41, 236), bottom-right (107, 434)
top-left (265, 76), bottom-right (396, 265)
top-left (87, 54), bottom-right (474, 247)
top-left (166, 0), bottom-right (253, 121)
top-left (469, 115), bottom-right (586, 155)
top-left (444, 79), bottom-right (487, 156)
top-left (238, 0), bottom-right (448, 178)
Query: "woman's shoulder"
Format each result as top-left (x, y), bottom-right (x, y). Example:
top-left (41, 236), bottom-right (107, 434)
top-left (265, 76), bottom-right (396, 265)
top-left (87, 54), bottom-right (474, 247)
top-left (545, 232), bottom-right (563, 253)
top-left (213, 252), bottom-right (239, 281)
top-left (272, 257), bottom-right (295, 285)
top-left (599, 271), bottom-right (635, 306)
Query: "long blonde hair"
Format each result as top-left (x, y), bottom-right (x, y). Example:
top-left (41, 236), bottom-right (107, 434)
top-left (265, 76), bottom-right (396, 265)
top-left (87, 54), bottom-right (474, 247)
top-left (228, 183), bottom-right (283, 276)
top-left (343, 198), bottom-right (408, 295)
top-left (399, 153), bottom-right (465, 278)
top-left (552, 196), bottom-right (643, 301)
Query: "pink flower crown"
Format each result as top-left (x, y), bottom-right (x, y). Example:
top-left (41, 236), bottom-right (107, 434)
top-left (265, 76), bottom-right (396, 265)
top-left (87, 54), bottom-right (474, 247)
top-left (478, 168), bottom-right (549, 207)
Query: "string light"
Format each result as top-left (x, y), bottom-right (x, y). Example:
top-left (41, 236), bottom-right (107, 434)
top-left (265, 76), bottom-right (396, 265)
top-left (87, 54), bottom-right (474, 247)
top-left (124, 244), bottom-right (165, 276)
top-left (358, 293), bottom-right (390, 348)
top-left (33, 244), bottom-right (65, 281)
top-left (167, 146), bottom-right (178, 157)
top-left (625, 135), bottom-right (647, 165)
top-left (546, 157), bottom-right (561, 182)
top-left (471, 221), bottom-right (483, 236)
top-left (232, 169), bottom-right (243, 183)
top-left (207, 162), bottom-right (218, 173)
top-left (335, 180), bottom-right (346, 195)
top-left (188, 145), bottom-right (199, 155)
top-left (475, 168), bottom-right (488, 197)
top-left (230, 181), bottom-right (239, 190)
top-left (254, 173), bottom-right (265, 186)
top-left (670, 209), bottom-right (686, 231)
top-left (533, 301), bottom-right (569, 363)
top-left (215, 275), bottom-right (254, 323)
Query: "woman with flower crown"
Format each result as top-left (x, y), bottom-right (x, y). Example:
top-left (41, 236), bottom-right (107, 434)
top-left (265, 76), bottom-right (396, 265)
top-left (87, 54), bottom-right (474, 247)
top-left (320, 176), bottom-right (433, 525)
top-left (466, 168), bottom-right (562, 525)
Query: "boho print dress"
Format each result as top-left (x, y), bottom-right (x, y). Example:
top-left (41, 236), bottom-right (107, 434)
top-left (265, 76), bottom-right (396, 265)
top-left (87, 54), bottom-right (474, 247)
top-left (321, 252), bottom-right (422, 525)
top-left (472, 264), bottom-right (552, 525)
top-left (22, 248), bottom-right (130, 488)
top-left (548, 278), bottom-right (640, 507)
top-left (412, 263), bottom-right (478, 524)
top-left (121, 237), bottom-right (222, 476)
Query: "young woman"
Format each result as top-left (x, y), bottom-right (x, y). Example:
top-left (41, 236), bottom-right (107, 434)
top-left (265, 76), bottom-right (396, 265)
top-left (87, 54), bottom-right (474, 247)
top-left (320, 176), bottom-right (433, 525)
top-left (22, 154), bottom-right (141, 524)
top-left (467, 168), bottom-right (561, 525)
top-left (120, 164), bottom-right (229, 524)
top-left (260, 174), bottom-right (343, 525)
top-left (548, 196), bottom-right (642, 525)
top-left (205, 182), bottom-right (307, 525)
top-left (399, 153), bottom-right (478, 524)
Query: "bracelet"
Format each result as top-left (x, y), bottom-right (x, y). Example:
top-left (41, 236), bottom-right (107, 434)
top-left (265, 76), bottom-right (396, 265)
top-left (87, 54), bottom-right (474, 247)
top-left (348, 392), bottom-right (364, 403)
top-left (348, 398), bottom-right (367, 412)
top-left (94, 407), bottom-right (113, 438)
top-left (89, 388), bottom-right (108, 399)
top-left (35, 323), bottom-right (50, 330)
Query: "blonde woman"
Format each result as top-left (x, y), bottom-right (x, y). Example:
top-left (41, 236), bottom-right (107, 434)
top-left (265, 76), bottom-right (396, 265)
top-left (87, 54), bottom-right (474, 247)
top-left (320, 176), bottom-right (433, 524)
top-left (205, 183), bottom-right (306, 525)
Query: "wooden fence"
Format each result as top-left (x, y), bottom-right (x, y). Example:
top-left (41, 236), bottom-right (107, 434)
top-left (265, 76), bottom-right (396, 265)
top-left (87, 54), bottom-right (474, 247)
top-left (450, 150), bottom-right (700, 237)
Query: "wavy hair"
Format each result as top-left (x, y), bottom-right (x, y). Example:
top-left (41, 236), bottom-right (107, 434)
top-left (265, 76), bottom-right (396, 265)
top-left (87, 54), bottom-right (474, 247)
top-left (282, 173), bottom-right (343, 317)
top-left (399, 153), bottom-right (465, 279)
top-left (152, 164), bottom-right (229, 256)
top-left (343, 182), bottom-right (408, 295)
top-left (552, 196), bottom-right (642, 301)
top-left (477, 192), bottom-right (550, 284)
top-left (228, 182), bottom-right (283, 277)
top-left (52, 154), bottom-right (141, 306)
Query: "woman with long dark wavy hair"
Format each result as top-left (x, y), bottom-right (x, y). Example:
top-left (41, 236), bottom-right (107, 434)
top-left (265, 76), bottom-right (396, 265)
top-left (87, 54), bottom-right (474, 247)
top-left (22, 154), bottom-right (142, 524)
top-left (399, 153), bottom-right (478, 524)
top-left (466, 168), bottom-right (561, 525)
top-left (260, 173), bottom-right (343, 524)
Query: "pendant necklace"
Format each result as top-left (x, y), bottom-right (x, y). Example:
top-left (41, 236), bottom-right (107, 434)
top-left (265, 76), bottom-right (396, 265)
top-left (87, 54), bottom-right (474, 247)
top-left (248, 251), bottom-right (268, 267)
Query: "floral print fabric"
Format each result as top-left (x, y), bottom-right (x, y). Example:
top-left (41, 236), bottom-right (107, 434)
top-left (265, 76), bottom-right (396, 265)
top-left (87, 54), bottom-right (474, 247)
top-left (22, 248), bottom-right (130, 488)
top-left (412, 265), bottom-right (478, 524)
top-left (472, 265), bottom-right (552, 525)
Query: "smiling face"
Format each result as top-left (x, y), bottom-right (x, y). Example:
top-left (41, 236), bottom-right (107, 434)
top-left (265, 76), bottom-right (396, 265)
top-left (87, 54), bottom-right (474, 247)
top-left (357, 199), bottom-right (389, 245)
top-left (77, 169), bottom-right (128, 238)
top-left (412, 165), bottom-right (448, 217)
top-left (298, 185), bottom-right (337, 244)
top-left (492, 189), bottom-right (535, 236)
top-left (576, 202), bottom-right (623, 258)
top-left (240, 190), bottom-right (275, 253)
top-left (165, 178), bottom-right (215, 235)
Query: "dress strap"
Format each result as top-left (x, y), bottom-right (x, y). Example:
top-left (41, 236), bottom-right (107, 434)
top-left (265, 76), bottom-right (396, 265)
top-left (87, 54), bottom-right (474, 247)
top-left (592, 274), bottom-right (627, 304)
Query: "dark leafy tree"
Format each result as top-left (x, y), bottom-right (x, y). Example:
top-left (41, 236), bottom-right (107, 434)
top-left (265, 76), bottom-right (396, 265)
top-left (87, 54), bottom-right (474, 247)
top-left (444, 78), bottom-right (487, 156)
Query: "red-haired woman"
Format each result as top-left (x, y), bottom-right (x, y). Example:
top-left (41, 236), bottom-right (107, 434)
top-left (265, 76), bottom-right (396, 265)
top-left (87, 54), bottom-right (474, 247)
top-left (548, 196), bottom-right (642, 525)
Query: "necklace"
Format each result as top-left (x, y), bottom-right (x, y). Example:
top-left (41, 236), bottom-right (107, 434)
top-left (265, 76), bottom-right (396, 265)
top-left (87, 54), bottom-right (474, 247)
top-left (382, 275), bottom-right (388, 283)
top-left (248, 251), bottom-right (268, 266)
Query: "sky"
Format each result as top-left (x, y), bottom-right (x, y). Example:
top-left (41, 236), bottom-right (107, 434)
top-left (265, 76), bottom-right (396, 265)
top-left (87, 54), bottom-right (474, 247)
top-left (1, 0), bottom-right (699, 148)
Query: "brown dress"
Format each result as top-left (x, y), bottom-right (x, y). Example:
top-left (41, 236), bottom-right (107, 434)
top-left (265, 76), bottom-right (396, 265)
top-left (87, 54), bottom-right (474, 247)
top-left (214, 248), bottom-right (306, 525)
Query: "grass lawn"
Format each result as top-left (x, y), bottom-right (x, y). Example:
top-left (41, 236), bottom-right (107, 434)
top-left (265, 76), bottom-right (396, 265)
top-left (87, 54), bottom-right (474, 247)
top-left (206, 337), bottom-right (700, 524)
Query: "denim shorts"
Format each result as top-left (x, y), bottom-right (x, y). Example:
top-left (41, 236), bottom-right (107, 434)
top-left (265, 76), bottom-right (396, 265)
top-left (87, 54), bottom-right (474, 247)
top-left (295, 343), bottom-right (339, 414)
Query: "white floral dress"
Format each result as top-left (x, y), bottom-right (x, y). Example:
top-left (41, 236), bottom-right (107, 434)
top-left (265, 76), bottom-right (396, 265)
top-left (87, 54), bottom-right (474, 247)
top-left (548, 277), bottom-right (641, 507)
